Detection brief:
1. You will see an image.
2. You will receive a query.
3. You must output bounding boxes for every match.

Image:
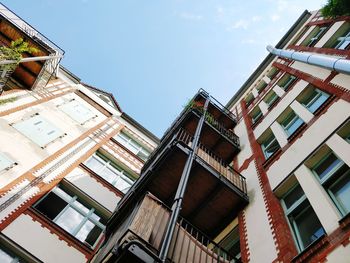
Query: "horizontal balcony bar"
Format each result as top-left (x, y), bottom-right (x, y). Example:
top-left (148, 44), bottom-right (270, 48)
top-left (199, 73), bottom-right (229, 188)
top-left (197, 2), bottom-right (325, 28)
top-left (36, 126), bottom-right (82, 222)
top-left (177, 128), bottom-right (247, 195)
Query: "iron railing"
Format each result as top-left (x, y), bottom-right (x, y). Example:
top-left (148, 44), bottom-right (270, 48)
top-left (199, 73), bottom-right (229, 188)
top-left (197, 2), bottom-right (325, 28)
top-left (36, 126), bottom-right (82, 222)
top-left (177, 128), bottom-right (247, 195)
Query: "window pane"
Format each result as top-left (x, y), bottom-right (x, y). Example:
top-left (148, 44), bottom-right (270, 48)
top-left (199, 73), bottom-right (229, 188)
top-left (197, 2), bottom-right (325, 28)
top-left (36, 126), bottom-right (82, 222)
top-left (35, 192), bottom-right (68, 220)
top-left (283, 185), bottom-right (304, 210)
top-left (60, 100), bottom-right (95, 124)
top-left (85, 156), bottom-right (105, 173)
top-left (263, 136), bottom-right (280, 159)
top-left (0, 153), bottom-right (14, 172)
top-left (76, 220), bottom-right (103, 247)
top-left (330, 171), bottom-right (350, 215)
top-left (99, 167), bottom-right (119, 184)
top-left (219, 226), bottom-right (240, 259)
top-left (285, 117), bottom-right (304, 136)
top-left (294, 205), bottom-right (325, 249)
top-left (0, 248), bottom-right (16, 263)
top-left (314, 153), bottom-right (341, 180)
top-left (114, 176), bottom-right (133, 193)
top-left (307, 93), bottom-right (328, 113)
top-left (55, 207), bottom-right (84, 234)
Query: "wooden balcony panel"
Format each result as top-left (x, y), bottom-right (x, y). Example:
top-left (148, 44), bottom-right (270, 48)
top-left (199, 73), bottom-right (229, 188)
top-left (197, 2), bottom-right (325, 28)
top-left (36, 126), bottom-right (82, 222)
top-left (111, 194), bottom-right (235, 263)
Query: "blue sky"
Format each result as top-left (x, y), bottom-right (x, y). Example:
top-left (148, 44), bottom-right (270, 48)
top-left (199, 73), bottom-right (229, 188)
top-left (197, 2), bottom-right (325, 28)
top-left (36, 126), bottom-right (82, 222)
top-left (2, 0), bottom-right (325, 137)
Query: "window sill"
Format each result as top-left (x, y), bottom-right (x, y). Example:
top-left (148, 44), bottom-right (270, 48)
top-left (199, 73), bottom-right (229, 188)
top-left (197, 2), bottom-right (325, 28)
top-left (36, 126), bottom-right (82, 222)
top-left (292, 234), bottom-right (328, 263)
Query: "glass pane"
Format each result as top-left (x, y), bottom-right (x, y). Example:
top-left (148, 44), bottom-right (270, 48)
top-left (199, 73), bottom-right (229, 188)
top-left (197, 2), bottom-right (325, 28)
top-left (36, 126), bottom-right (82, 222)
top-left (263, 137), bottom-right (280, 159)
top-left (314, 153), bottom-right (341, 180)
top-left (35, 192), bottom-right (68, 220)
top-left (283, 185), bottom-right (304, 210)
top-left (219, 226), bottom-right (240, 259)
top-left (286, 117), bottom-right (304, 136)
top-left (114, 176), bottom-right (133, 193)
top-left (330, 172), bottom-right (350, 215)
top-left (307, 93), bottom-right (328, 113)
top-left (60, 100), bottom-right (95, 124)
top-left (100, 167), bottom-right (119, 184)
top-left (0, 152), bottom-right (14, 171)
top-left (75, 220), bottom-right (102, 247)
top-left (55, 207), bottom-right (84, 234)
top-left (294, 205), bottom-right (325, 249)
top-left (85, 156), bottom-right (105, 173)
top-left (0, 248), bottom-right (16, 263)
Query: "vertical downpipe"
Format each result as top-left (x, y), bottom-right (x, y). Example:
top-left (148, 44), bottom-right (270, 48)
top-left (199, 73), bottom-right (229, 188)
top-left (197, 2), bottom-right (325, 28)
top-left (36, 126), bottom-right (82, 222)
top-left (158, 96), bottom-right (210, 262)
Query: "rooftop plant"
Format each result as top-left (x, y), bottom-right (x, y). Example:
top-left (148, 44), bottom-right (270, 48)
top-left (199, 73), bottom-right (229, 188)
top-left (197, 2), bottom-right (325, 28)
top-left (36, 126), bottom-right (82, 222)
top-left (321, 0), bottom-right (350, 18)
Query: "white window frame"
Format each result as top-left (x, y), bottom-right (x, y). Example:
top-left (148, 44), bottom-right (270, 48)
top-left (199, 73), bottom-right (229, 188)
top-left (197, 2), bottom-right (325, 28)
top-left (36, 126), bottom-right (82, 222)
top-left (34, 185), bottom-right (106, 249)
top-left (281, 185), bottom-right (325, 251)
top-left (334, 31), bottom-right (350, 50)
top-left (116, 132), bottom-right (150, 161)
top-left (261, 134), bottom-right (280, 159)
top-left (281, 111), bottom-right (304, 137)
top-left (85, 153), bottom-right (134, 193)
top-left (280, 75), bottom-right (297, 90)
top-left (301, 88), bottom-right (329, 114)
top-left (312, 152), bottom-right (350, 216)
top-left (307, 26), bottom-right (328, 47)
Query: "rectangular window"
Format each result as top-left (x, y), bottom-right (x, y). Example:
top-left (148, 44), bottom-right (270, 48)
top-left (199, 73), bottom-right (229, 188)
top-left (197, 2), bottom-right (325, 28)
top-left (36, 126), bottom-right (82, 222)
top-left (13, 115), bottom-right (64, 148)
top-left (298, 87), bottom-right (330, 114)
top-left (280, 111), bottom-right (304, 137)
top-left (218, 226), bottom-right (241, 261)
top-left (278, 74), bottom-right (297, 91)
top-left (281, 184), bottom-right (325, 251)
top-left (304, 26), bottom-right (328, 47)
top-left (115, 132), bottom-right (150, 161)
top-left (85, 153), bottom-right (135, 193)
top-left (261, 133), bottom-right (280, 159)
top-left (250, 107), bottom-right (263, 124)
top-left (34, 184), bottom-right (107, 248)
top-left (312, 152), bottom-right (350, 216)
top-left (245, 93), bottom-right (254, 107)
top-left (0, 153), bottom-right (14, 172)
top-left (256, 81), bottom-right (268, 94)
top-left (333, 30), bottom-right (350, 50)
top-left (0, 246), bottom-right (20, 263)
top-left (59, 100), bottom-right (96, 124)
top-left (264, 90), bottom-right (279, 109)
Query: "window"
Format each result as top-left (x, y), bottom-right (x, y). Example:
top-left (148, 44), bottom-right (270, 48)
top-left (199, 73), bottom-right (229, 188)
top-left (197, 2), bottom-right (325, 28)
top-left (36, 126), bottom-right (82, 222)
top-left (267, 67), bottom-right (279, 79)
top-left (312, 152), bottom-right (350, 216)
top-left (297, 86), bottom-right (330, 114)
top-left (280, 110), bottom-right (304, 137)
top-left (0, 246), bottom-right (21, 263)
top-left (256, 81), bottom-right (268, 94)
top-left (13, 115), bottom-right (64, 148)
top-left (0, 153), bottom-right (15, 172)
top-left (332, 30), bottom-right (350, 50)
top-left (337, 121), bottom-right (350, 143)
top-left (218, 226), bottom-right (241, 261)
top-left (245, 93), bottom-right (254, 107)
top-left (115, 132), bottom-right (150, 161)
top-left (281, 184), bottom-right (325, 251)
top-left (85, 152), bottom-right (135, 193)
top-left (302, 26), bottom-right (328, 47)
top-left (263, 90), bottom-right (279, 108)
top-left (261, 132), bottom-right (280, 159)
top-left (278, 74), bottom-right (297, 91)
top-left (34, 184), bottom-right (107, 248)
top-left (59, 99), bottom-right (96, 124)
top-left (250, 107), bottom-right (263, 124)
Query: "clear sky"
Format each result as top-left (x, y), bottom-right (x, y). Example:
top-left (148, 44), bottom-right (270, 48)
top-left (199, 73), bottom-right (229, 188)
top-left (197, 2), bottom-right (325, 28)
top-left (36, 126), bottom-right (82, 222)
top-left (2, 0), bottom-right (325, 138)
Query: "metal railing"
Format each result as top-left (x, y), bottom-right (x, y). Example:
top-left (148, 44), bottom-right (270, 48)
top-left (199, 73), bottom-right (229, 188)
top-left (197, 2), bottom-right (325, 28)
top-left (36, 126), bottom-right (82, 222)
top-left (177, 128), bottom-right (247, 195)
top-left (117, 193), bottom-right (239, 263)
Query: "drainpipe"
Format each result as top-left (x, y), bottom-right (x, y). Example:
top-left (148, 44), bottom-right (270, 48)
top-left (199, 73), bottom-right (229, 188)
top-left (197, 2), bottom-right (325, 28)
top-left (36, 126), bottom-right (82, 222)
top-left (158, 95), bottom-right (210, 262)
top-left (266, 45), bottom-right (350, 75)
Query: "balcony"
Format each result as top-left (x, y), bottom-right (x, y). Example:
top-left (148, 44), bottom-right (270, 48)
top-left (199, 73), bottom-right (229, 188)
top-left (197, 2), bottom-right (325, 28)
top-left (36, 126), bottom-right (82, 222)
top-left (104, 193), bottom-right (240, 263)
top-left (139, 128), bottom-right (248, 238)
top-left (161, 90), bottom-right (240, 163)
top-left (0, 3), bottom-right (64, 92)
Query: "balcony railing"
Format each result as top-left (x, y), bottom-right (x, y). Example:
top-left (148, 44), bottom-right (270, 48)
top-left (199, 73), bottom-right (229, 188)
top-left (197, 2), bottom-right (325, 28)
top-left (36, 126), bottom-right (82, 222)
top-left (177, 128), bottom-right (247, 195)
top-left (115, 193), bottom-right (239, 262)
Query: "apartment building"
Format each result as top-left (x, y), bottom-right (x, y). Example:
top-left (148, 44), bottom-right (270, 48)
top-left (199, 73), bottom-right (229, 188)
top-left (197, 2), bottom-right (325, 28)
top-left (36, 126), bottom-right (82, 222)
top-left (93, 9), bottom-right (350, 263)
top-left (0, 3), bottom-right (158, 263)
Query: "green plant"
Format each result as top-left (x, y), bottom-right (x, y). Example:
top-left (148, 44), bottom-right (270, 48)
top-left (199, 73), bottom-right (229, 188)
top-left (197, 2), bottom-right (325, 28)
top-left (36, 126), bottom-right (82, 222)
top-left (321, 0), bottom-right (350, 18)
top-left (0, 96), bottom-right (17, 105)
top-left (0, 38), bottom-right (38, 70)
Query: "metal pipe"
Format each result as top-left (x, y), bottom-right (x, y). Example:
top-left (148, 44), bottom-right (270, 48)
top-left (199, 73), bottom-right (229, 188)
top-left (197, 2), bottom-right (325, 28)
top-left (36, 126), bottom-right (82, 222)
top-left (0, 55), bottom-right (63, 65)
top-left (266, 45), bottom-right (350, 75)
top-left (158, 96), bottom-right (210, 262)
